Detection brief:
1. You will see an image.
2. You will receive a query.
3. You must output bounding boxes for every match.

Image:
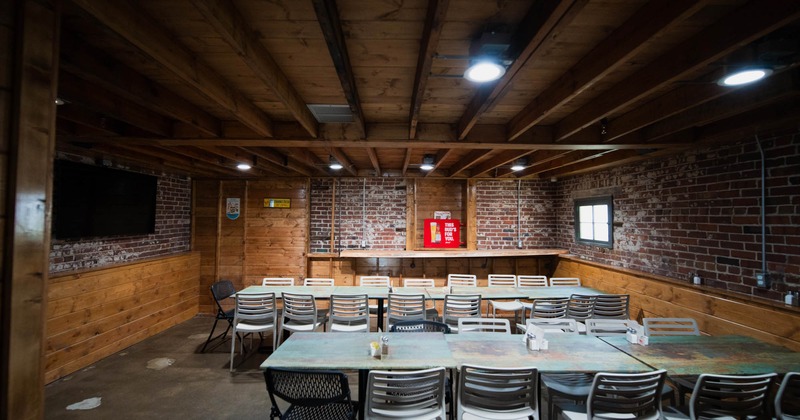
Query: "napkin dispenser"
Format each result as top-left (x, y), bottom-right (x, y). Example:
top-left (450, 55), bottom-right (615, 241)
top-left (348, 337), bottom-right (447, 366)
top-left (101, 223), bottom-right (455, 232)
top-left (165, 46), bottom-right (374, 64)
top-left (626, 321), bottom-right (647, 345)
top-left (525, 325), bottom-right (548, 351)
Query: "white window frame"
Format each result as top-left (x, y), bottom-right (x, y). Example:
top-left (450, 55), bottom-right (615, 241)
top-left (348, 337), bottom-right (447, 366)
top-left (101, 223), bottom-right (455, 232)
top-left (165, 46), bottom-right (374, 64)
top-left (574, 196), bottom-right (613, 248)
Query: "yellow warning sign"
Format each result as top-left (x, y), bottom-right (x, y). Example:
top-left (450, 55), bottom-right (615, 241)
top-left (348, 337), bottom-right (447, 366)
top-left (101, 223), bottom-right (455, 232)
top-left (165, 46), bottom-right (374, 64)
top-left (264, 198), bottom-right (291, 208)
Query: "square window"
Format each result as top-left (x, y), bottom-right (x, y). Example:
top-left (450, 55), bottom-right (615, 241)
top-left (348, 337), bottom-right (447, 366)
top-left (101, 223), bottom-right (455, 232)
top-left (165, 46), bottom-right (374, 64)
top-left (574, 197), bottom-right (613, 248)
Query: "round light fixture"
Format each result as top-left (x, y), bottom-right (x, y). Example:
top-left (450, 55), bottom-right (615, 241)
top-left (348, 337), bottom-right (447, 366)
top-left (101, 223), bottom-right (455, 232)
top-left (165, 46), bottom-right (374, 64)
top-left (328, 155), bottom-right (343, 170)
top-left (510, 158), bottom-right (527, 171)
top-left (464, 60), bottom-right (506, 83)
top-left (236, 163), bottom-right (251, 170)
top-left (420, 154), bottom-right (436, 171)
top-left (718, 68), bottom-right (772, 86)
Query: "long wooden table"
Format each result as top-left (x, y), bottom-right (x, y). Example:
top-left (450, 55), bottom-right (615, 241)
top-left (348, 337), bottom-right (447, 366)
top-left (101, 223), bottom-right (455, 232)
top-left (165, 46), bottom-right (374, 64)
top-left (262, 331), bottom-right (648, 419)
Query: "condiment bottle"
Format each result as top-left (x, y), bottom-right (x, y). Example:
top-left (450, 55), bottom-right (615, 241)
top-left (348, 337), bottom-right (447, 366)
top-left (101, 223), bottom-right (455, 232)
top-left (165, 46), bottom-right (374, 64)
top-left (380, 336), bottom-right (389, 359)
top-left (786, 291), bottom-right (795, 306)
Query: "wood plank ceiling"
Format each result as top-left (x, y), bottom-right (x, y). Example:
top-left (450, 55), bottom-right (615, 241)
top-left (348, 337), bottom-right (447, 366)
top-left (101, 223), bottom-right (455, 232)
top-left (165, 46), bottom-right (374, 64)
top-left (56, 0), bottom-right (800, 179)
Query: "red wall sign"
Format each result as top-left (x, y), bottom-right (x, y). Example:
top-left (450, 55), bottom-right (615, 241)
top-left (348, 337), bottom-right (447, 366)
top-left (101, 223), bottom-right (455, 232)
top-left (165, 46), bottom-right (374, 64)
top-left (423, 219), bottom-right (461, 248)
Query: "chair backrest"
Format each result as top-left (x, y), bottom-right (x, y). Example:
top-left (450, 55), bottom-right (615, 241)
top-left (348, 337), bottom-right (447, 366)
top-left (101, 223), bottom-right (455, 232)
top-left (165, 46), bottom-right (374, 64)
top-left (643, 318), bottom-right (700, 336)
top-left (550, 277), bottom-right (581, 286)
top-left (690, 373), bottom-right (777, 420)
top-left (458, 364), bottom-right (539, 419)
top-left (592, 294), bottom-right (630, 319)
top-left (442, 294), bottom-right (482, 330)
top-left (328, 294), bottom-right (370, 332)
top-left (211, 280), bottom-right (237, 315)
top-left (458, 317), bottom-right (511, 334)
top-left (304, 277), bottom-right (334, 286)
top-left (366, 367), bottom-right (446, 420)
top-left (487, 274), bottom-right (516, 287)
top-left (385, 293), bottom-right (427, 330)
top-left (585, 319), bottom-right (630, 336)
top-left (517, 275), bottom-right (548, 287)
top-left (281, 292), bottom-right (319, 324)
top-left (775, 371), bottom-right (800, 420)
top-left (358, 275), bottom-right (390, 287)
top-left (586, 370), bottom-right (667, 420)
top-left (530, 297), bottom-right (569, 319)
top-left (264, 367), bottom-right (355, 419)
top-left (525, 318), bottom-right (579, 334)
top-left (403, 278), bottom-right (435, 288)
top-left (261, 277), bottom-right (294, 286)
top-left (567, 294), bottom-right (596, 320)
top-left (389, 319), bottom-right (451, 333)
top-left (447, 274), bottom-right (477, 287)
top-left (234, 292), bottom-right (277, 325)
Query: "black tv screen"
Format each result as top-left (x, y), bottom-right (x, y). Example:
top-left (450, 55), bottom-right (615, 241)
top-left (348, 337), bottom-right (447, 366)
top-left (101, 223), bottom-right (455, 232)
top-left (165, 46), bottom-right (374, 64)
top-left (53, 160), bottom-right (158, 239)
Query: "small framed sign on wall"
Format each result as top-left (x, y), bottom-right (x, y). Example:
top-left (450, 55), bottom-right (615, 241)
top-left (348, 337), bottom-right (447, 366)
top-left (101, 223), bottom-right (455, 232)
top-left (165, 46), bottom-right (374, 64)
top-left (264, 198), bottom-right (291, 208)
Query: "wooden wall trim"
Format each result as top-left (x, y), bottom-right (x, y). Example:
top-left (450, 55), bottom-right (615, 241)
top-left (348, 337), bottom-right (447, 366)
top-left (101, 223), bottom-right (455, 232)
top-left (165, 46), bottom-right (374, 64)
top-left (555, 256), bottom-right (800, 351)
top-left (45, 253), bottom-right (200, 383)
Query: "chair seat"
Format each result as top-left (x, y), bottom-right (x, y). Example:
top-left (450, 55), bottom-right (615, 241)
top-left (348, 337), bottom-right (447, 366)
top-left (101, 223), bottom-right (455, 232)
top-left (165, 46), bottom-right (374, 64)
top-left (330, 323), bottom-right (369, 332)
top-left (282, 320), bottom-right (325, 333)
top-left (460, 406), bottom-right (536, 420)
top-left (235, 321), bottom-right (276, 333)
top-left (488, 299), bottom-right (523, 312)
top-left (560, 402), bottom-right (663, 420)
top-left (283, 402), bottom-right (358, 420)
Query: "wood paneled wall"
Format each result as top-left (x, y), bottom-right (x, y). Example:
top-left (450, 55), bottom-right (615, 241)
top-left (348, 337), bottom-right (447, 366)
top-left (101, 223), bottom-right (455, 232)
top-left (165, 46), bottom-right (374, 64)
top-left (554, 256), bottom-right (800, 351)
top-left (45, 253), bottom-right (200, 383)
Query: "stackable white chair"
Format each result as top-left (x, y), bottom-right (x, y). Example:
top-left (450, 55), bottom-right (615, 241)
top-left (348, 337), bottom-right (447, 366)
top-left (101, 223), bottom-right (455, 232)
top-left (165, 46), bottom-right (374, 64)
top-left (385, 293), bottom-right (427, 332)
top-left (585, 319), bottom-right (631, 337)
top-left (402, 278), bottom-right (439, 318)
top-left (230, 292), bottom-right (278, 372)
top-left (457, 317), bottom-right (511, 334)
top-left (550, 277), bottom-right (581, 286)
top-left (447, 274), bottom-right (477, 287)
top-left (458, 364), bottom-right (540, 420)
top-left (303, 277), bottom-right (334, 286)
top-left (558, 370), bottom-right (667, 420)
top-left (277, 292), bottom-right (327, 345)
top-left (261, 277), bottom-right (294, 286)
top-left (359, 275), bottom-right (391, 287)
top-left (517, 275), bottom-right (548, 288)
top-left (486, 274), bottom-right (524, 321)
top-left (643, 318), bottom-right (700, 336)
top-left (327, 294), bottom-right (370, 333)
top-left (442, 294), bottom-right (482, 333)
top-left (519, 318), bottom-right (579, 334)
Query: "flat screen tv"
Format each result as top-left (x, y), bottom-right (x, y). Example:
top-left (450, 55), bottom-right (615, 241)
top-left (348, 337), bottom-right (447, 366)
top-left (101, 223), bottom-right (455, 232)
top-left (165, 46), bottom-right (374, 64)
top-left (53, 160), bottom-right (158, 239)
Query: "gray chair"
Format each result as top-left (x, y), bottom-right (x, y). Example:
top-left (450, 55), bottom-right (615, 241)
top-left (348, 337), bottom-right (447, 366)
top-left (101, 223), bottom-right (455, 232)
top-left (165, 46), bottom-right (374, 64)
top-left (558, 370), bottom-right (667, 420)
top-left (664, 373), bottom-right (777, 419)
top-left (327, 294), bottom-right (370, 333)
top-left (201, 279), bottom-right (238, 352)
top-left (592, 294), bottom-right (629, 319)
top-left (458, 364), bottom-right (540, 420)
top-left (441, 294), bottom-right (482, 333)
top-left (277, 292), bottom-right (327, 345)
top-left (365, 367), bottom-right (447, 420)
top-left (775, 372), bottom-right (800, 420)
top-left (457, 317), bottom-right (511, 334)
top-left (230, 292), bottom-right (278, 372)
top-left (385, 293), bottom-right (427, 332)
top-left (643, 318), bottom-right (699, 336)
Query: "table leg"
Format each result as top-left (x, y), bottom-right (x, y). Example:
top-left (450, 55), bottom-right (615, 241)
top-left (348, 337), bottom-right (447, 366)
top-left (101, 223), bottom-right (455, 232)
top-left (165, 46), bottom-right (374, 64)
top-left (358, 368), bottom-right (368, 420)
top-left (377, 298), bottom-right (385, 332)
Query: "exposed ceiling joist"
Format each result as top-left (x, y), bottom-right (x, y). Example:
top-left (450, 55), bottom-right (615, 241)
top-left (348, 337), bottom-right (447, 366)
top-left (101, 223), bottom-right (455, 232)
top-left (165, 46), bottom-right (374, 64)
top-left (409, 0), bottom-right (449, 139)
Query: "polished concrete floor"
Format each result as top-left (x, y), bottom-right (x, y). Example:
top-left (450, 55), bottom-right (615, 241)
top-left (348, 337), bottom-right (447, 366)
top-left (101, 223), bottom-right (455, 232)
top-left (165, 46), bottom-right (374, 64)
top-left (45, 316), bottom-right (282, 419)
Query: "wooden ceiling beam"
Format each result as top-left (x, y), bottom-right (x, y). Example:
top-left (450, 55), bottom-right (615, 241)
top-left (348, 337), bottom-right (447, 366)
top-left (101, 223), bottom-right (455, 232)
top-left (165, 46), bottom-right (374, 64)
top-left (448, 149), bottom-right (491, 177)
top-left (71, 0), bottom-right (274, 136)
top-left (187, 146), bottom-right (276, 176)
top-left (540, 149), bottom-right (659, 179)
top-left (241, 147), bottom-right (314, 177)
top-left (58, 73), bottom-right (173, 137)
top-left (191, 0), bottom-right (318, 138)
top-left (507, 0), bottom-right (705, 141)
top-left (367, 148), bottom-right (381, 175)
top-left (516, 150), bottom-right (610, 178)
top-left (330, 147), bottom-right (357, 176)
top-left (56, 106), bottom-right (126, 136)
top-left (402, 149), bottom-right (412, 176)
top-left (457, 0), bottom-right (585, 140)
top-left (423, 149), bottom-right (453, 177)
top-left (409, 0), bottom-right (449, 139)
top-left (550, 0), bottom-right (800, 143)
top-left (312, 0), bottom-right (366, 138)
top-left (469, 150), bottom-right (530, 177)
top-left (59, 35), bottom-right (222, 137)
top-left (112, 144), bottom-right (227, 177)
top-left (278, 148), bottom-right (331, 176)
top-left (202, 146), bottom-right (292, 176)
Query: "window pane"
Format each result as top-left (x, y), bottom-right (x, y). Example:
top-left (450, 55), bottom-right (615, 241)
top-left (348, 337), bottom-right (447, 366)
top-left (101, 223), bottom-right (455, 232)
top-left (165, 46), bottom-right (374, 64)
top-left (579, 223), bottom-right (594, 240)
top-left (594, 223), bottom-right (609, 242)
top-left (579, 206), bottom-right (593, 223)
top-left (593, 205), bottom-right (608, 223)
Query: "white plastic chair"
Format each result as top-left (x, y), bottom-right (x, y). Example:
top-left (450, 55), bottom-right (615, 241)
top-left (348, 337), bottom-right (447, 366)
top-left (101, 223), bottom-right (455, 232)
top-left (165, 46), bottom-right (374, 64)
top-left (261, 277), bottom-right (294, 286)
top-left (559, 370), bottom-right (667, 420)
top-left (385, 293), bottom-right (427, 332)
top-left (457, 317), bottom-right (511, 334)
top-left (447, 274), bottom-right (477, 287)
top-left (303, 277), bottom-right (334, 286)
top-left (403, 278), bottom-right (435, 287)
top-left (585, 319), bottom-right (631, 336)
top-left (277, 292), bottom-right (327, 345)
top-left (486, 274), bottom-right (524, 322)
top-left (517, 275), bottom-right (548, 288)
top-left (365, 367), bottom-right (447, 420)
top-left (327, 294), bottom-right (370, 333)
top-left (230, 292), bottom-right (277, 372)
top-left (458, 364), bottom-right (540, 420)
top-left (519, 318), bottom-right (579, 334)
top-left (642, 318), bottom-right (699, 336)
top-left (528, 297), bottom-right (569, 319)
top-left (359, 275), bottom-right (391, 287)
top-left (442, 294), bottom-right (482, 333)
top-left (550, 277), bottom-right (581, 286)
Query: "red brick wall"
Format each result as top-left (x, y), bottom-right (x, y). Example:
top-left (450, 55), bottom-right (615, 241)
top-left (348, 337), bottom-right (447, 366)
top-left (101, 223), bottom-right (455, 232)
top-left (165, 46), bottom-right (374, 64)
top-left (49, 163), bottom-right (192, 274)
top-left (555, 135), bottom-right (800, 301)
top-left (476, 180), bottom-right (557, 249)
top-left (310, 178), bottom-right (334, 253)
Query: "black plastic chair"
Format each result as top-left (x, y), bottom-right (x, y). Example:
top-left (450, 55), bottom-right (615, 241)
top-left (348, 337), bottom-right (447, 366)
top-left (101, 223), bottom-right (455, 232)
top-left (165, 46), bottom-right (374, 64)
top-left (264, 367), bottom-right (357, 420)
top-left (389, 319), bottom-right (452, 333)
top-left (201, 280), bottom-right (237, 352)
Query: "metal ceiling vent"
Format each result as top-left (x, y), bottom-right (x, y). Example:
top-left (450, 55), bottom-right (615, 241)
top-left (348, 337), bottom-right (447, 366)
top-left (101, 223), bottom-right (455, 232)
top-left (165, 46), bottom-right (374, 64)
top-left (307, 104), bottom-right (354, 123)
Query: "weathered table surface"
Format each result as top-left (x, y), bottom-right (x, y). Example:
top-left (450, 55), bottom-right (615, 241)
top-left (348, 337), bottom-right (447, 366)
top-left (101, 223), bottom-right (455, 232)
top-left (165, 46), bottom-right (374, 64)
top-left (601, 335), bottom-right (800, 376)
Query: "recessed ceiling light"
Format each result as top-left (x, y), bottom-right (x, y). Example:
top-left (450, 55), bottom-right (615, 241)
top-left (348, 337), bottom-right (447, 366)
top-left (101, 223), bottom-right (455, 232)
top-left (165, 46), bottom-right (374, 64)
top-left (718, 68), bottom-right (772, 86)
top-left (236, 163), bottom-right (251, 170)
top-left (464, 60), bottom-right (506, 83)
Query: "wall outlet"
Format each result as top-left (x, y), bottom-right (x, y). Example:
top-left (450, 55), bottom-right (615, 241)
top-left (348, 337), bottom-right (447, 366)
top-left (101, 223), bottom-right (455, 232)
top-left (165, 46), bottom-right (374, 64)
top-left (756, 272), bottom-right (770, 288)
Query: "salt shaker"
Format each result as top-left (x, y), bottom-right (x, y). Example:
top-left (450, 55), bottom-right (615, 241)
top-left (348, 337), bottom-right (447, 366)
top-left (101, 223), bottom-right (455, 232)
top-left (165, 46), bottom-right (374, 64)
top-left (380, 335), bottom-right (389, 359)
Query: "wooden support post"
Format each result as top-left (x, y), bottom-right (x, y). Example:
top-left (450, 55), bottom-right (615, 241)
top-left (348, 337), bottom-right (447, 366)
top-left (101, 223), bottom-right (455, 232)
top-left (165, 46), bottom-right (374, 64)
top-left (466, 179), bottom-right (477, 250)
top-left (1, 0), bottom-right (60, 418)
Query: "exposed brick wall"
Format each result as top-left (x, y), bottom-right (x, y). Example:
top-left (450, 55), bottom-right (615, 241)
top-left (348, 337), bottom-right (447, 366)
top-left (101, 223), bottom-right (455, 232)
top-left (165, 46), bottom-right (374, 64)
top-left (49, 159), bottom-right (192, 274)
top-left (476, 180), bottom-right (558, 249)
top-left (309, 178), bottom-right (407, 251)
top-left (554, 135), bottom-right (800, 301)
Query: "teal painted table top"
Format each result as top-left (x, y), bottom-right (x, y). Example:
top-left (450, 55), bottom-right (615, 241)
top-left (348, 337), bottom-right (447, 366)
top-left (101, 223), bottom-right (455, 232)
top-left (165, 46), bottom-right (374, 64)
top-left (446, 333), bottom-right (649, 373)
top-left (517, 286), bottom-right (603, 299)
top-left (261, 332), bottom-right (455, 370)
top-left (239, 285), bottom-right (337, 298)
top-left (602, 335), bottom-right (800, 376)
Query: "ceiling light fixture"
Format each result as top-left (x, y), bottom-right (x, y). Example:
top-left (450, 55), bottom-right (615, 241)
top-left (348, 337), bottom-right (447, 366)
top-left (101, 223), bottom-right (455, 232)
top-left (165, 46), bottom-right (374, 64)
top-left (510, 157), bottom-right (527, 171)
top-left (236, 163), bottom-right (251, 170)
top-left (419, 154), bottom-right (436, 171)
top-left (54, 97), bottom-right (66, 105)
top-left (718, 67), bottom-right (773, 86)
top-left (464, 60), bottom-right (506, 83)
top-left (329, 155), bottom-right (343, 170)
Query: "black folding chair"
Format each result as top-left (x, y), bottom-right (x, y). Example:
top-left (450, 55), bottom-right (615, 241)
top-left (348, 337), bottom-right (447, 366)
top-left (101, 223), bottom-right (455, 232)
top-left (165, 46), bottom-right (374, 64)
top-left (201, 280), bottom-right (237, 352)
top-left (265, 367), bottom-right (357, 420)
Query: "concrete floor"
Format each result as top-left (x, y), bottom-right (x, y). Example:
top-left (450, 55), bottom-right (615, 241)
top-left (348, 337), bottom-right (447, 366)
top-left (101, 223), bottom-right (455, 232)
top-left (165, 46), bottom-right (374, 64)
top-left (45, 316), bottom-right (282, 419)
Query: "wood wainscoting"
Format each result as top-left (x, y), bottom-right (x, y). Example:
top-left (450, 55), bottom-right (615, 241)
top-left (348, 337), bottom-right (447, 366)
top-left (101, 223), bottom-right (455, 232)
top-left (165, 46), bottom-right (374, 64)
top-left (554, 256), bottom-right (800, 351)
top-left (45, 253), bottom-right (201, 383)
